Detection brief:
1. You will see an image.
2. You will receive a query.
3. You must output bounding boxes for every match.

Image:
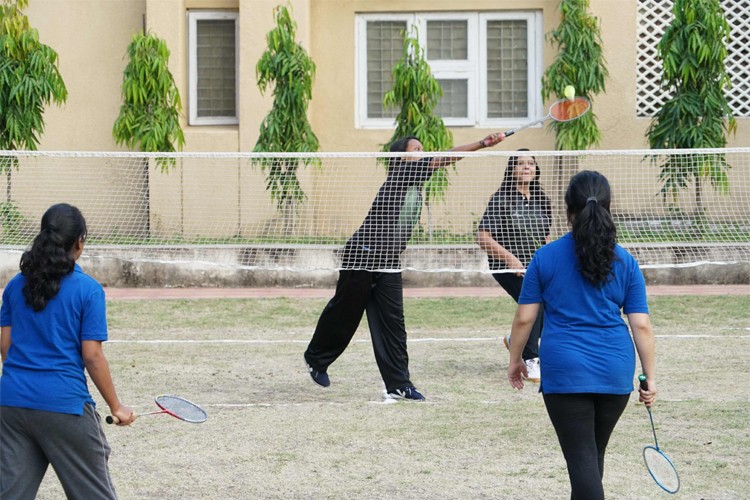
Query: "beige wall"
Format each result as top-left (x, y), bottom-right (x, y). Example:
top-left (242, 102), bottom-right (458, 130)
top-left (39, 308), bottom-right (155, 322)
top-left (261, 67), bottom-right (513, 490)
top-left (24, 0), bottom-right (145, 151)
top-left (17, 0), bottom-right (750, 241)
top-left (23, 0), bottom-right (749, 152)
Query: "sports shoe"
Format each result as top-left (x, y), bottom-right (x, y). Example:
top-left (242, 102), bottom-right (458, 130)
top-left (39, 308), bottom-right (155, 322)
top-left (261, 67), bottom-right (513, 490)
top-left (386, 386), bottom-right (426, 401)
top-left (503, 335), bottom-right (511, 351)
top-left (305, 358), bottom-right (330, 387)
top-left (524, 357), bottom-right (541, 383)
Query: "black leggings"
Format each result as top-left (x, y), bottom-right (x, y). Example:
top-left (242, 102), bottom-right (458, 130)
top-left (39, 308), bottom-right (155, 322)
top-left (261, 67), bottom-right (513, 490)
top-left (543, 393), bottom-right (630, 500)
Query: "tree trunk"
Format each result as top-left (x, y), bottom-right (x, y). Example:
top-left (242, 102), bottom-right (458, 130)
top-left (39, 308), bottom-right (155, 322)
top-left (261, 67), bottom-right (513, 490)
top-left (553, 155), bottom-right (579, 238)
top-left (142, 157), bottom-right (151, 238)
top-left (694, 175), bottom-right (705, 239)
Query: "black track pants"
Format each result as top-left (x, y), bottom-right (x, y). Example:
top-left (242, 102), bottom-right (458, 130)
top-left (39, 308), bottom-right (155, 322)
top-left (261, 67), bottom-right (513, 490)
top-left (493, 272), bottom-right (543, 359)
top-left (305, 270), bottom-right (412, 392)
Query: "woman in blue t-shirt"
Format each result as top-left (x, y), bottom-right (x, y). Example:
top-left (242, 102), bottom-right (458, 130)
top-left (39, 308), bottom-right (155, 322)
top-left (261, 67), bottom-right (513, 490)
top-left (1, 204), bottom-right (134, 499)
top-left (305, 132), bottom-right (506, 401)
top-left (506, 171), bottom-right (656, 499)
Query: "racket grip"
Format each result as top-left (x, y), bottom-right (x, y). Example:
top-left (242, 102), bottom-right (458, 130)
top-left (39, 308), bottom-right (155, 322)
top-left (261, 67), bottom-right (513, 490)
top-left (503, 129), bottom-right (515, 137)
top-left (106, 415), bottom-right (119, 425)
top-left (638, 373), bottom-right (648, 391)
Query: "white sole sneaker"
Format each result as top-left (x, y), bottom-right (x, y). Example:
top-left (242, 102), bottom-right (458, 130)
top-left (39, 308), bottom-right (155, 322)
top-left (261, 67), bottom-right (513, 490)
top-left (524, 358), bottom-right (541, 383)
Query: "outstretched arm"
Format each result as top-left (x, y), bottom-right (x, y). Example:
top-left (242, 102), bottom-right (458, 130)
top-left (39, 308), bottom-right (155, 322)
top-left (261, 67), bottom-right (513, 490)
top-left (430, 132), bottom-right (506, 169)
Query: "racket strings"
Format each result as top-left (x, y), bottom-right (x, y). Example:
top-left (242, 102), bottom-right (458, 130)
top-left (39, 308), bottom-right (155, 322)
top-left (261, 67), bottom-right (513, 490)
top-left (156, 395), bottom-right (208, 423)
top-left (550, 97), bottom-right (590, 121)
top-left (643, 446), bottom-right (680, 493)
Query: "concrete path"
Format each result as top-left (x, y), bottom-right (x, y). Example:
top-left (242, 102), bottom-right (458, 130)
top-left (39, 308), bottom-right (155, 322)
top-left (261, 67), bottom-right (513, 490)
top-left (103, 285), bottom-right (749, 300)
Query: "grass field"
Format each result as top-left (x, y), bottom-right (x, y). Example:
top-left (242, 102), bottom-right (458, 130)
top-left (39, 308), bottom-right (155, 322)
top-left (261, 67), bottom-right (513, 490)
top-left (32, 295), bottom-right (749, 499)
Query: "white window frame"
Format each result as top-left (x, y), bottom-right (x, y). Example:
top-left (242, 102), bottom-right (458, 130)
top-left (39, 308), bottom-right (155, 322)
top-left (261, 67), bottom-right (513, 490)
top-left (355, 13), bottom-right (412, 129)
top-left (188, 10), bottom-right (239, 126)
top-left (479, 11), bottom-right (544, 129)
top-left (355, 11), bottom-right (543, 129)
top-left (417, 13), bottom-right (478, 126)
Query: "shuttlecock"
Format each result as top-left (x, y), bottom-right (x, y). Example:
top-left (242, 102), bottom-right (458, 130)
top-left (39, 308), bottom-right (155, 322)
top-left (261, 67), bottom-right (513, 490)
top-left (564, 85), bottom-right (575, 101)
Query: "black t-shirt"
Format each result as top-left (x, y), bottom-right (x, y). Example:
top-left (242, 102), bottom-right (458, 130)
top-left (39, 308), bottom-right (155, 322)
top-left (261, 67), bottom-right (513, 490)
top-left (478, 188), bottom-right (552, 270)
top-left (341, 159), bottom-right (434, 269)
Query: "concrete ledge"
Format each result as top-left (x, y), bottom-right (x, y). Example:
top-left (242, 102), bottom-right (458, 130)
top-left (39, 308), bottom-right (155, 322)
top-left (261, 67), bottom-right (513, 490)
top-left (0, 244), bottom-right (748, 287)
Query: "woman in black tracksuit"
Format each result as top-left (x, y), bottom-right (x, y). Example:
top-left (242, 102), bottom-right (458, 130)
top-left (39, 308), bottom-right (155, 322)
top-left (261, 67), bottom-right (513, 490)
top-left (477, 149), bottom-right (551, 382)
top-left (304, 132), bottom-right (507, 400)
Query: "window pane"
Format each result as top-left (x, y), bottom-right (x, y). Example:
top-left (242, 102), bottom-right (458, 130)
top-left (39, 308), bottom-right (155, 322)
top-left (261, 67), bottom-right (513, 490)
top-left (367, 21), bottom-right (406, 119)
top-left (486, 20), bottom-right (528, 118)
top-left (197, 19), bottom-right (236, 118)
top-left (427, 20), bottom-right (468, 60)
top-left (435, 79), bottom-right (468, 118)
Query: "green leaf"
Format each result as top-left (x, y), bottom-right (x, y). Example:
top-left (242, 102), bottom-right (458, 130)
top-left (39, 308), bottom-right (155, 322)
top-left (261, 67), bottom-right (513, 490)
top-left (252, 5), bottom-right (319, 224)
top-left (646, 0), bottom-right (734, 220)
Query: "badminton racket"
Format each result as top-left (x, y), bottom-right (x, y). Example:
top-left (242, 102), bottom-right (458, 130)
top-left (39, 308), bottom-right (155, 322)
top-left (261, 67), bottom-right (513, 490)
top-left (638, 374), bottom-right (680, 494)
top-left (106, 394), bottom-right (207, 425)
top-left (504, 96), bottom-right (591, 137)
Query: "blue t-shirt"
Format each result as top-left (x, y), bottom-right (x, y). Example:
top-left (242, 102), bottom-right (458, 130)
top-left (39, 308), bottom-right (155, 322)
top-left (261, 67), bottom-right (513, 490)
top-left (519, 233), bottom-right (649, 394)
top-left (0, 264), bottom-right (108, 415)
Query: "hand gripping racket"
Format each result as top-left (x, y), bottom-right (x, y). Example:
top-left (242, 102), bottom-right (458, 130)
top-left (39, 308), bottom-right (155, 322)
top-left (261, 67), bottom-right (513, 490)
top-left (638, 374), bottom-right (680, 494)
top-left (504, 96), bottom-right (591, 137)
top-left (106, 395), bottom-right (207, 425)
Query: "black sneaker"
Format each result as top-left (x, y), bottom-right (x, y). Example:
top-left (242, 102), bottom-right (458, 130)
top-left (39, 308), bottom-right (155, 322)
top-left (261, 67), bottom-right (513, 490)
top-left (387, 386), bottom-right (425, 401)
top-left (305, 359), bottom-right (330, 387)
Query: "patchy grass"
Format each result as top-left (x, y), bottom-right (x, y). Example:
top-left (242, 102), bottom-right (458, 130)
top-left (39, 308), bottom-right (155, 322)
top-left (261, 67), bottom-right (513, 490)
top-left (31, 295), bottom-right (750, 499)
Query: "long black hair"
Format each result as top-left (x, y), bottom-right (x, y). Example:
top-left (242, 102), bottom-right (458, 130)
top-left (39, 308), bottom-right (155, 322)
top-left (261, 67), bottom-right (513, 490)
top-left (387, 135), bottom-right (420, 169)
top-left (565, 171), bottom-right (617, 286)
top-left (20, 203), bottom-right (88, 311)
top-left (499, 148), bottom-right (551, 215)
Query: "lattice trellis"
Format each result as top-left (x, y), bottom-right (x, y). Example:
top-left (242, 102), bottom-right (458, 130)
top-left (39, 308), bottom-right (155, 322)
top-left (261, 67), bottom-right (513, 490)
top-left (637, 0), bottom-right (750, 118)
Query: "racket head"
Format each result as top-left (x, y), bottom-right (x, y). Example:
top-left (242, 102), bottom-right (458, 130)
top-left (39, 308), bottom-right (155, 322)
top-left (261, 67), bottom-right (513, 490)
top-left (643, 445), bottom-right (680, 494)
top-left (549, 96), bottom-right (591, 122)
top-left (154, 395), bottom-right (208, 423)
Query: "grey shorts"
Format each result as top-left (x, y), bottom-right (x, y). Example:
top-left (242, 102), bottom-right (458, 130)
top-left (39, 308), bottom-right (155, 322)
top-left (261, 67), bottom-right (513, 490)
top-left (0, 403), bottom-right (117, 499)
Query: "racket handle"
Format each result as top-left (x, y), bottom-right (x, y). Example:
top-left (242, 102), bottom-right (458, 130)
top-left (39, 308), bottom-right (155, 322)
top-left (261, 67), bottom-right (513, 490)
top-left (105, 413), bottom-right (138, 425)
top-left (638, 373), bottom-right (648, 391)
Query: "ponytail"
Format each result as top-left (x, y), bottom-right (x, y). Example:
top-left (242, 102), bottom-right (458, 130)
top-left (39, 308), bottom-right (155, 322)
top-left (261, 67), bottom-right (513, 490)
top-left (20, 204), bottom-right (87, 311)
top-left (565, 171), bottom-right (617, 286)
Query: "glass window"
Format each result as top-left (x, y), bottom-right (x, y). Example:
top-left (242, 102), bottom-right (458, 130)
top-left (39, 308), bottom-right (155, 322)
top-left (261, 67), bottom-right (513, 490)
top-left (435, 79), bottom-right (469, 118)
top-left (188, 11), bottom-right (239, 126)
top-left (427, 20), bottom-right (468, 60)
top-left (486, 20), bottom-right (528, 118)
top-left (366, 21), bottom-right (407, 119)
top-left (356, 12), bottom-right (542, 128)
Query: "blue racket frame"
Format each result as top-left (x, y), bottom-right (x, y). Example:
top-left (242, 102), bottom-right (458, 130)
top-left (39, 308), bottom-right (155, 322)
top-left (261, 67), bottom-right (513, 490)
top-left (639, 374), bottom-right (680, 494)
top-left (643, 444), bottom-right (680, 493)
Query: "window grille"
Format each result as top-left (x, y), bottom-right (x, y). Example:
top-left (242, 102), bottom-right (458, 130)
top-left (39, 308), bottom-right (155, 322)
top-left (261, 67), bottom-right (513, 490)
top-left (637, 0), bottom-right (750, 118)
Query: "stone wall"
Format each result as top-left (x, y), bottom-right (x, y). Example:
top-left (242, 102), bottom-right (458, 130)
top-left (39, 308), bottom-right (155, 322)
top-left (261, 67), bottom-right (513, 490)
top-left (1, 245), bottom-right (747, 288)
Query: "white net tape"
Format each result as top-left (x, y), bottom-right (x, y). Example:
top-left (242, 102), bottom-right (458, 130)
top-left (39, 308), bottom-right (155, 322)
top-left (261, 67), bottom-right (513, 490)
top-left (1, 149), bottom-right (748, 273)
